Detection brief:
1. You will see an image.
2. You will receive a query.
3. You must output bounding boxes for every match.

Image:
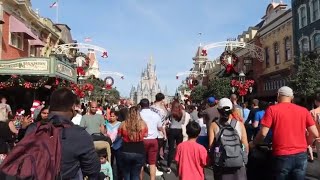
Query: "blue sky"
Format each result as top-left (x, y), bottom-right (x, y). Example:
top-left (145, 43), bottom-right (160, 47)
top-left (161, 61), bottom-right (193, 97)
top-left (31, 0), bottom-right (286, 97)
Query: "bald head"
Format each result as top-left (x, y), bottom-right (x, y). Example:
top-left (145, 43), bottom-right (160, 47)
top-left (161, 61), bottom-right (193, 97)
top-left (230, 94), bottom-right (238, 103)
top-left (89, 101), bottom-right (98, 114)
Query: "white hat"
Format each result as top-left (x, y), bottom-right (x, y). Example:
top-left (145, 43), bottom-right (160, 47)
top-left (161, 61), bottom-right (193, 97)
top-left (278, 86), bottom-right (294, 97)
top-left (217, 98), bottom-right (233, 111)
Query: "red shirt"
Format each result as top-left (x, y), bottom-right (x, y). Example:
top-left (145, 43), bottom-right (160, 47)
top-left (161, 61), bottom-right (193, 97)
top-left (261, 102), bottom-right (315, 156)
top-left (175, 140), bottom-right (208, 180)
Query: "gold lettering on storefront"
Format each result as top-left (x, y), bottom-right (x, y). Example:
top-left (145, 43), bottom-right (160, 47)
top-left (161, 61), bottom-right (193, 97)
top-left (0, 61), bottom-right (48, 71)
top-left (56, 64), bottom-right (73, 78)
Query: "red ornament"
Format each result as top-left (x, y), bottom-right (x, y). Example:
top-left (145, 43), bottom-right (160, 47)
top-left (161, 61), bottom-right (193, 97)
top-left (101, 51), bottom-right (108, 58)
top-left (24, 82), bottom-right (32, 89)
top-left (76, 67), bottom-right (85, 76)
top-left (201, 49), bottom-right (207, 56)
top-left (11, 75), bottom-right (18, 79)
top-left (105, 85), bottom-right (112, 90)
top-left (55, 78), bottom-right (59, 86)
top-left (83, 83), bottom-right (94, 91)
top-left (231, 79), bottom-right (254, 96)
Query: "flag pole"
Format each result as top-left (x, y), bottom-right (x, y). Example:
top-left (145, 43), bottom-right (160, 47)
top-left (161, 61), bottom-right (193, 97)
top-left (56, 0), bottom-right (59, 23)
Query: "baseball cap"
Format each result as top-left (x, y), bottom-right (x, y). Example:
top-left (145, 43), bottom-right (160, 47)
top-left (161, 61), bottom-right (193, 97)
top-left (208, 97), bottom-right (216, 104)
top-left (217, 98), bottom-right (233, 111)
top-left (278, 86), bottom-right (294, 97)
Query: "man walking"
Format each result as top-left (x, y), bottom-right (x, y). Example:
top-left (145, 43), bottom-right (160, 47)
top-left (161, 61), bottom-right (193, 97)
top-left (26, 88), bottom-right (100, 179)
top-left (80, 101), bottom-right (106, 135)
top-left (139, 98), bottom-right (164, 180)
top-left (251, 86), bottom-right (319, 180)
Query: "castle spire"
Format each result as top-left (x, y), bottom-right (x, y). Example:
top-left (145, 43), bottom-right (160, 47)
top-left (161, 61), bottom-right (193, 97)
top-left (149, 55), bottom-right (154, 65)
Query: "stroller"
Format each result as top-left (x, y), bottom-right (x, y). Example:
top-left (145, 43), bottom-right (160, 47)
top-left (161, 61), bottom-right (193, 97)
top-left (247, 143), bottom-right (273, 180)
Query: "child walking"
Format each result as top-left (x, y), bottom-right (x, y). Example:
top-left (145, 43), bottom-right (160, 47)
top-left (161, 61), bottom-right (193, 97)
top-left (98, 149), bottom-right (113, 180)
top-left (175, 121), bottom-right (208, 180)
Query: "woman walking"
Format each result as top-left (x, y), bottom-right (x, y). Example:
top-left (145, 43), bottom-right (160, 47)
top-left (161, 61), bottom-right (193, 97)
top-left (118, 106), bottom-right (148, 180)
top-left (165, 100), bottom-right (190, 173)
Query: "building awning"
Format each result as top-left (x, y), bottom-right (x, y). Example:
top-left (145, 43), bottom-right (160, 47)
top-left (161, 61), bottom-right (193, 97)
top-left (9, 16), bottom-right (36, 40)
top-left (28, 38), bottom-right (45, 47)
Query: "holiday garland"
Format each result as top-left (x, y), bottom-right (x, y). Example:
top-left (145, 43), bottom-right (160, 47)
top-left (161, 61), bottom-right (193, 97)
top-left (70, 83), bottom-right (94, 98)
top-left (0, 75), bottom-right (49, 89)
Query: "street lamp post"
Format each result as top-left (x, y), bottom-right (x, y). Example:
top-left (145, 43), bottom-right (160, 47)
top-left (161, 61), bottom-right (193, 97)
top-left (231, 71), bottom-right (254, 103)
top-left (238, 71), bottom-right (246, 103)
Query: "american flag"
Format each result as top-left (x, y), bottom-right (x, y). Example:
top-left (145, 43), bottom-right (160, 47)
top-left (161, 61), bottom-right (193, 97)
top-left (84, 37), bottom-right (92, 42)
top-left (50, 2), bottom-right (58, 8)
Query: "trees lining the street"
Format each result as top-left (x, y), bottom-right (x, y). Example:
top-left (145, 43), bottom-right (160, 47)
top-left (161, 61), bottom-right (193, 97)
top-left (290, 52), bottom-right (320, 107)
top-left (190, 77), bottom-right (231, 103)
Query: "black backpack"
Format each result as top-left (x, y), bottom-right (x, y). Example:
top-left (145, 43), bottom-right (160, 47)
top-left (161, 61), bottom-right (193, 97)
top-left (211, 119), bottom-right (248, 168)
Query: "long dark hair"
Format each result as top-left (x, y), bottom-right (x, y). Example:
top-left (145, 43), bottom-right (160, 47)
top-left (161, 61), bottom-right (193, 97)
top-left (35, 105), bottom-right (49, 122)
top-left (171, 101), bottom-right (183, 121)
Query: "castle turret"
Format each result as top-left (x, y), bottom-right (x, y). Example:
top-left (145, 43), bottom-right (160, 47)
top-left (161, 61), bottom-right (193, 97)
top-left (131, 56), bottom-right (170, 104)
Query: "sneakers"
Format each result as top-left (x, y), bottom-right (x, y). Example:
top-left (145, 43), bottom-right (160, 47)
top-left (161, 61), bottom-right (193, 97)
top-left (164, 167), bottom-right (171, 174)
top-left (156, 169), bottom-right (163, 176)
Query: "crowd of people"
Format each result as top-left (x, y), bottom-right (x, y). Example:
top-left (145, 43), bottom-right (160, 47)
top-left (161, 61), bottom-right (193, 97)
top-left (0, 86), bottom-right (319, 180)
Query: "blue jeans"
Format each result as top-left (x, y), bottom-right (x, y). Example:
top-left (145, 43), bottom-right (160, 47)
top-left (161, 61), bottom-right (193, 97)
top-left (119, 151), bottom-right (145, 180)
top-left (273, 152), bottom-right (307, 180)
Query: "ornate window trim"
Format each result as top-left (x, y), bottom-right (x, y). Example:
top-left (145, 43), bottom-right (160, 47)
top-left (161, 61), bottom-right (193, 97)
top-left (310, 0), bottom-right (320, 23)
top-left (298, 4), bottom-right (308, 28)
top-left (310, 30), bottom-right (320, 49)
top-left (298, 36), bottom-right (310, 55)
top-left (284, 36), bottom-right (292, 61)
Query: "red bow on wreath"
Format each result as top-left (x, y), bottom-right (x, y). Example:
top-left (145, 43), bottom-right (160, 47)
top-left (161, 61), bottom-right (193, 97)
top-left (101, 51), bottom-right (108, 58)
top-left (201, 49), bottom-right (207, 56)
top-left (220, 51), bottom-right (239, 76)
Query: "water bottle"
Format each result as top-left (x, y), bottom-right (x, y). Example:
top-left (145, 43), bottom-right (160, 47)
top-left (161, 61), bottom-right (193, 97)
top-left (214, 146), bottom-right (221, 164)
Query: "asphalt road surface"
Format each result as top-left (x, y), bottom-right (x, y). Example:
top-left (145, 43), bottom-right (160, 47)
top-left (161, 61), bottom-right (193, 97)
top-left (141, 160), bottom-right (319, 180)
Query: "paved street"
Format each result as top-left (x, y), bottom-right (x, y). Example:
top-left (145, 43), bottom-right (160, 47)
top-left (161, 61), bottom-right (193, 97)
top-left (140, 160), bottom-right (320, 180)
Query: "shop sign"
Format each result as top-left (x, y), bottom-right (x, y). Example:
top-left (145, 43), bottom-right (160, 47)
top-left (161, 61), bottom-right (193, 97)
top-left (56, 63), bottom-right (73, 78)
top-left (0, 61), bottom-right (48, 71)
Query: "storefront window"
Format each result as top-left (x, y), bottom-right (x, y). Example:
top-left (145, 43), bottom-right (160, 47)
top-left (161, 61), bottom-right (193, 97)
top-left (274, 43), bottom-right (280, 65)
top-left (314, 33), bottom-right (320, 49)
top-left (10, 32), bottom-right (24, 50)
top-left (285, 37), bottom-right (291, 61)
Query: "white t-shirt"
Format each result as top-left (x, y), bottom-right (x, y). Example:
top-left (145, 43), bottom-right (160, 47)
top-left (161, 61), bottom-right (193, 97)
top-left (72, 114), bottom-right (82, 125)
top-left (150, 104), bottom-right (168, 138)
top-left (0, 103), bottom-right (11, 122)
top-left (196, 118), bottom-right (207, 137)
top-left (140, 109), bottom-right (162, 139)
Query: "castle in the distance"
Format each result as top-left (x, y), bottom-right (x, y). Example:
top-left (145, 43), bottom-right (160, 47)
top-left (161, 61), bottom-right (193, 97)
top-left (130, 56), bottom-right (169, 104)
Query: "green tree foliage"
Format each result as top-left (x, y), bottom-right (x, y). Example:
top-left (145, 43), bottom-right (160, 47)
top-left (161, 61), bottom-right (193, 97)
top-left (190, 77), bottom-right (231, 103)
top-left (205, 77), bottom-right (231, 99)
top-left (84, 76), bottom-right (120, 104)
top-left (105, 88), bottom-right (120, 105)
top-left (290, 52), bottom-right (320, 97)
top-left (190, 85), bottom-right (207, 103)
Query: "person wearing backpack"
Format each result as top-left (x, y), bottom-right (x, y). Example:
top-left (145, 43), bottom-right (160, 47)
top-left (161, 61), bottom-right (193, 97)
top-left (208, 98), bottom-right (249, 180)
top-left (0, 88), bottom-right (101, 180)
